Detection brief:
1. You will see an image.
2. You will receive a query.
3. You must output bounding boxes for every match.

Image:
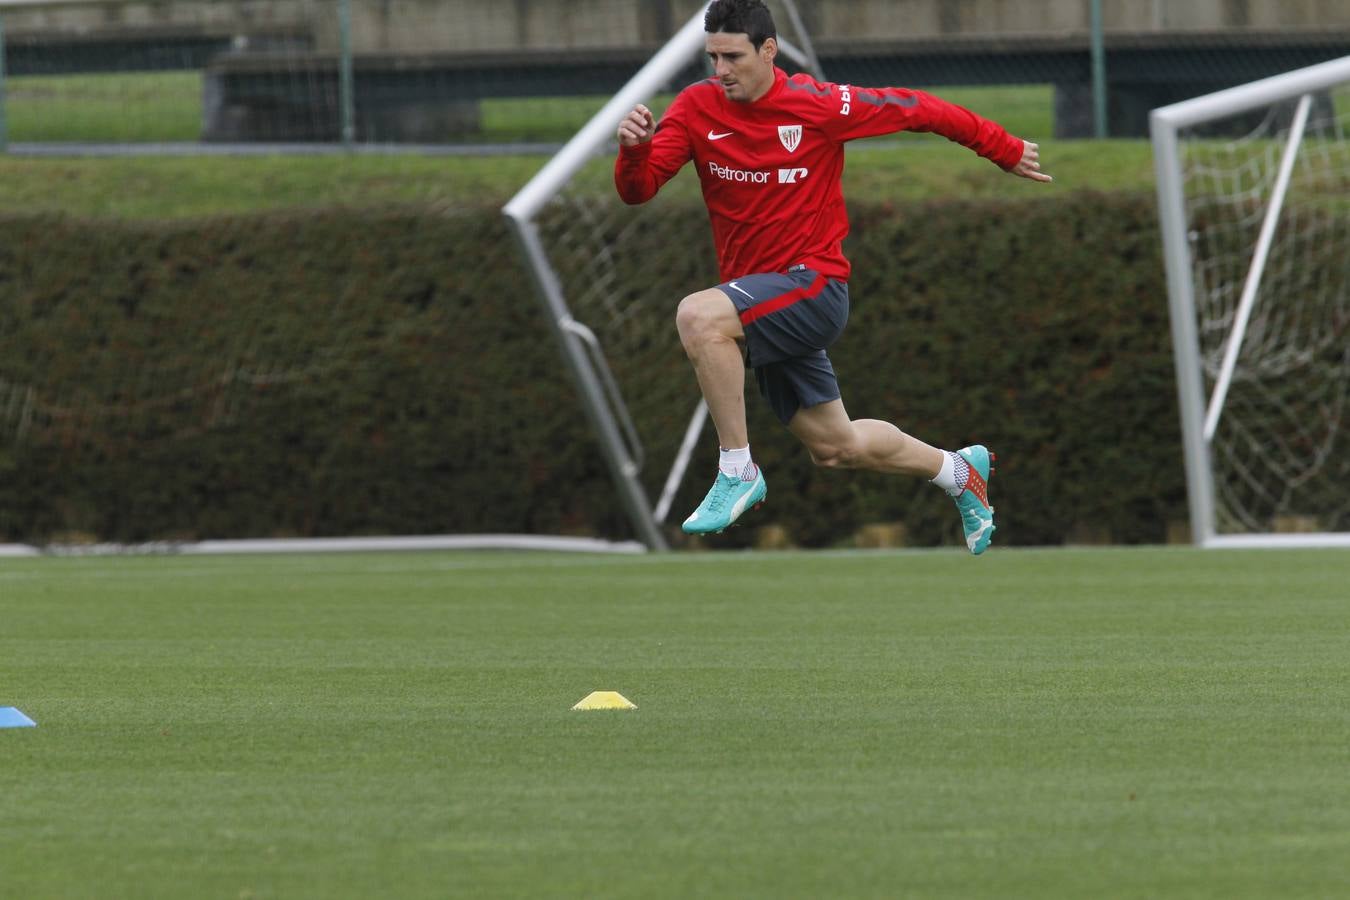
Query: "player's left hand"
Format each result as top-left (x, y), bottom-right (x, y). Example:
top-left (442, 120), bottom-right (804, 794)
top-left (1012, 141), bottom-right (1053, 183)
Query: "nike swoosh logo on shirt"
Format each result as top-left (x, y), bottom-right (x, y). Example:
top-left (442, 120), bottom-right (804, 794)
top-left (707, 130), bottom-right (734, 141)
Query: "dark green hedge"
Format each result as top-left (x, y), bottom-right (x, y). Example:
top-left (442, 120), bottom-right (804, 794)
top-left (0, 193), bottom-right (1188, 547)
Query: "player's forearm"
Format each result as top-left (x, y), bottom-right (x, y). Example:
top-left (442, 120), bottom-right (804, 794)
top-left (843, 88), bottom-right (1022, 169)
top-left (924, 99), bottom-right (1024, 170)
top-left (614, 143), bottom-right (661, 205)
top-left (957, 115), bottom-right (1025, 170)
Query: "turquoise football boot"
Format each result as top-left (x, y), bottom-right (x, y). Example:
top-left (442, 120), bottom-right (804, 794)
top-left (682, 469), bottom-right (767, 535)
top-left (953, 445), bottom-right (997, 555)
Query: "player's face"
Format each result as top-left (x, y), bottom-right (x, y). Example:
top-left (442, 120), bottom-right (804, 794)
top-left (706, 32), bottom-right (777, 103)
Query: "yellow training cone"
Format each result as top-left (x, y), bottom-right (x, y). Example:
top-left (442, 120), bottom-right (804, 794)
top-left (571, 691), bottom-right (637, 711)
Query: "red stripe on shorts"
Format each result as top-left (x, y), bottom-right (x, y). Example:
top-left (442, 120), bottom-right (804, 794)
top-left (737, 272), bottom-right (828, 326)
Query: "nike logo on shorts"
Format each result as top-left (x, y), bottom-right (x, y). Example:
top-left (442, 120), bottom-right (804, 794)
top-left (727, 281), bottom-right (755, 300)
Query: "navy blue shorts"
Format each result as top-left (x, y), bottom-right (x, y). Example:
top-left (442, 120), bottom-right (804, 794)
top-left (716, 267), bottom-right (849, 425)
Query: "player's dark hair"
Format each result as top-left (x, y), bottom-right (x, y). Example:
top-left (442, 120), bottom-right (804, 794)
top-left (704, 0), bottom-right (777, 50)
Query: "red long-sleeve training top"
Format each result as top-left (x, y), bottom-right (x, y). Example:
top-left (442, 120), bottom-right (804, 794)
top-left (615, 66), bottom-right (1025, 283)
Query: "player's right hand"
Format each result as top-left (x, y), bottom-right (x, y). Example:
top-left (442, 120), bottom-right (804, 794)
top-left (617, 104), bottom-right (656, 147)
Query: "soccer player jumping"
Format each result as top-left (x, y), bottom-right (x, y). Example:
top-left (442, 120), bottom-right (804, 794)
top-left (615, 0), bottom-right (1052, 554)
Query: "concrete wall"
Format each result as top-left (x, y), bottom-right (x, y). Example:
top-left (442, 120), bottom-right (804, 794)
top-left (808, 0), bottom-right (1350, 35)
top-left (3, 0), bottom-right (1347, 51)
top-left (313, 0), bottom-right (669, 54)
top-left (0, 0), bottom-right (314, 35)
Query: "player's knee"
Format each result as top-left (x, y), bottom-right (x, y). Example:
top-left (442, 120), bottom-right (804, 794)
top-left (675, 291), bottom-right (723, 347)
top-left (675, 292), bottom-right (718, 341)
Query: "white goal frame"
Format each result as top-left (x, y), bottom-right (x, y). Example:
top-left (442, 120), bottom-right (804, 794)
top-left (1150, 55), bottom-right (1350, 549)
top-left (502, 1), bottom-right (822, 551)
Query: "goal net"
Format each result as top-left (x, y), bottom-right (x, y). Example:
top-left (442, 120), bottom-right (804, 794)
top-left (1151, 56), bottom-right (1350, 548)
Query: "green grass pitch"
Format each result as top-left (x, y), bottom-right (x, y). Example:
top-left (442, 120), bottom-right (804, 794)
top-left (2, 547), bottom-right (1348, 898)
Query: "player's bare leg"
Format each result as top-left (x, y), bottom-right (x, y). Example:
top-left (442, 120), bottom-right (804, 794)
top-left (788, 399), bottom-right (997, 554)
top-left (675, 289), bottom-right (765, 534)
top-left (787, 399), bottom-right (944, 476)
top-left (675, 289), bottom-right (748, 448)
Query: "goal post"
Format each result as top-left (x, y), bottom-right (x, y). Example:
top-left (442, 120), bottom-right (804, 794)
top-left (502, 1), bottom-right (823, 551)
top-left (1151, 56), bottom-right (1350, 549)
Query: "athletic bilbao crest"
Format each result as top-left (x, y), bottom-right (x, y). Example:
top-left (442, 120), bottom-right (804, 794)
top-left (778, 124), bottom-right (802, 153)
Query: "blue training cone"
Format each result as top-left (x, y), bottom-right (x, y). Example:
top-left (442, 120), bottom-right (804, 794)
top-left (0, 707), bottom-right (36, 728)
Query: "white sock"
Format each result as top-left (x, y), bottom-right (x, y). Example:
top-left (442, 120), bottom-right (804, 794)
top-left (718, 445), bottom-right (755, 480)
top-left (931, 450), bottom-right (970, 497)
